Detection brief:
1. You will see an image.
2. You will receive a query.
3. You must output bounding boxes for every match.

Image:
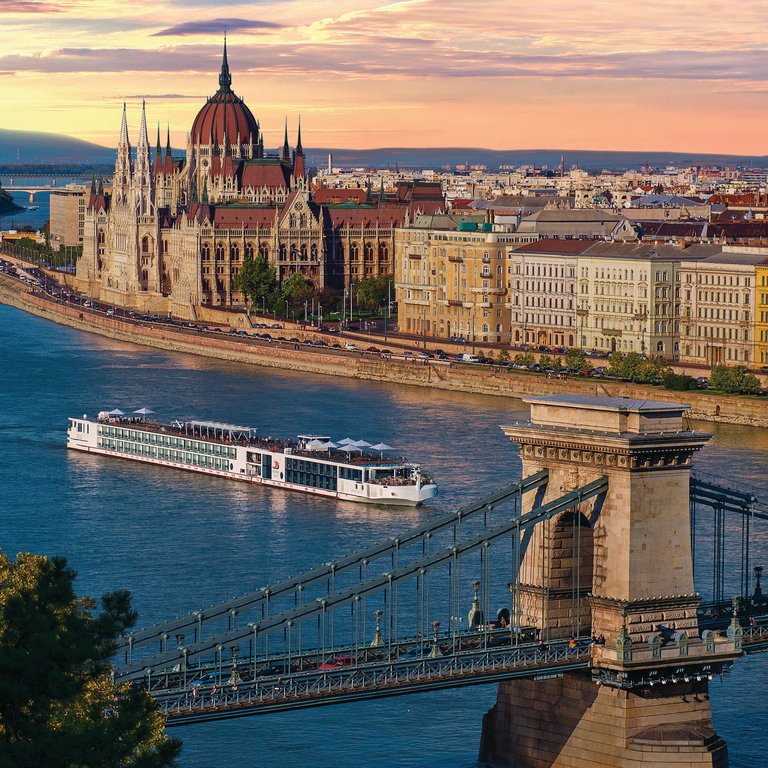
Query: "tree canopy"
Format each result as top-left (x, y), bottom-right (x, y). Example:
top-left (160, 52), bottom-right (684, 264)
top-left (607, 351), bottom-right (671, 383)
top-left (710, 364), bottom-right (761, 395)
top-left (0, 551), bottom-right (181, 768)
top-left (233, 254), bottom-right (277, 311)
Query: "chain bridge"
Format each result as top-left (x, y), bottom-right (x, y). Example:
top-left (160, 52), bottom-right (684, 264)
top-left (113, 395), bottom-right (768, 767)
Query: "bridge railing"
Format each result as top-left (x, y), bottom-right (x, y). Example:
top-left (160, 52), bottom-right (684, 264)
top-left (115, 476), bottom-right (608, 683)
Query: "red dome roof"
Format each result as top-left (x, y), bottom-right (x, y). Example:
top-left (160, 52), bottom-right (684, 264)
top-left (190, 40), bottom-right (259, 146)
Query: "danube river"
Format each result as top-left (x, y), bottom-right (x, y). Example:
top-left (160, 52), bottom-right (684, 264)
top-left (1, 303), bottom-right (766, 767)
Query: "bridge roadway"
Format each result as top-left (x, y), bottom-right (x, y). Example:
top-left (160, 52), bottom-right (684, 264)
top-left (153, 622), bottom-right (768, 726)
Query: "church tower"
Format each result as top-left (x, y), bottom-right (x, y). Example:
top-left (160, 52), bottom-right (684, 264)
top-left (131, 100), bottom-right (155, 217)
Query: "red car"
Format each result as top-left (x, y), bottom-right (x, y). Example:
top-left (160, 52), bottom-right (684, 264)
top-left (318, 655), bottom-right (354, 670)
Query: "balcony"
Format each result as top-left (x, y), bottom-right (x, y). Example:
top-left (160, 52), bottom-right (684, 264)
top-left (448, 255), bottom-right (463, 263)
top-left (407, 252), bottom-right (422, 260)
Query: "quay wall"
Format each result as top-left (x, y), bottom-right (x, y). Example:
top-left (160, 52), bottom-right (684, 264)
top-left (2, 275), bottom-right (767, 428)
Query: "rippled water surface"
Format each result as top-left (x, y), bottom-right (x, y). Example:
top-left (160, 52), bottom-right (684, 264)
top-left (0, 304), bottom-right (765, 767)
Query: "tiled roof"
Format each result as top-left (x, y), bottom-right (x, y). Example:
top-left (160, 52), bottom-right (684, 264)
top-left (512, 238), bottom-right (598, 255)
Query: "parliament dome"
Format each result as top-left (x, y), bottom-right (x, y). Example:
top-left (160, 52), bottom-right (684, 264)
top-left (190, 40), bottom-right (260, 147)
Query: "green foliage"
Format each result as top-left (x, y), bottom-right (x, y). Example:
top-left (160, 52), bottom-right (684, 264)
top-left (233, 254), bottom-right (278, 312)
top-left (607, 352), bottom-right (670, 383)
top-left (497, 349), bottom-right (510, 363)
top-left (662, 372), bottom-right (699, 391)
top-left (564, 348), bottom-right (590, 371)
top-left (539, 354), bottom-right (553, 368)
top-left (710, 365), bottom-right (761, 394)
top-left (0, 551), bottom-right (181, 768)
top-left (353, 275), bottom-right (393, 313)
top-left (280, 272), bottom-right (315, 316)
top-left (513, 351), bottom-right (535, 367)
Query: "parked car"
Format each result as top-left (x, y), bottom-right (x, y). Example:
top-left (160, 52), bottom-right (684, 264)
top-left (318, 655), bottom-right (354, 670)
top-left (345, 342), bottom-right (358, 351)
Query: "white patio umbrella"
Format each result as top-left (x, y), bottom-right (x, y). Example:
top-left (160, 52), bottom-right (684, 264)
top-left (133, 407), bottom-right (155, 416)
top-left (370, 442), bottom-right (394, 458)
top-left (341, 445), bottom-right (362, 453)
top-left (322, 441), bottom-right (339, 450)
top-left (108, 408), bottom-right (125, 416)
top-left (352, 440), bottom-right (373, 448)
top-left (305, 439), bottom-right (326, 450)
top-left (337, 438), bottom-right (356, 445)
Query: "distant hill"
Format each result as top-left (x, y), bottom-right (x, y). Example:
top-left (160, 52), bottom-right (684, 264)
top-left (307, 147), bottom-right (768, 171)
top-left (2, 128), bottom-right (768, 171)
top-left (0, 129), bottom-right (115, 164)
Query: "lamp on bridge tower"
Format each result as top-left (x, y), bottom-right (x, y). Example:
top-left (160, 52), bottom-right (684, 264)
top-left (480, 394), bottom-right (742, 768)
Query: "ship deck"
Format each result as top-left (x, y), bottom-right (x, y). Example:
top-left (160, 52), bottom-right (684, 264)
top-left (95, 417), bottom-right (413, 469)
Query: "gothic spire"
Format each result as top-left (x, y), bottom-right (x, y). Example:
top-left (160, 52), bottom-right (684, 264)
top-left (166, 124), bottom-right (172, 154)
top-left (138, 99), bottom-right (149, 147)
top-left (219, 32), bottom-right (232, 90)
top-left (119, 102), bottom-right (130, 146)
top-left (378, 177), bottom-right (386, 203)
top-left (296, 113), bottom-right (303, 154)
top-left (282, 116), bottom-right (290, 162)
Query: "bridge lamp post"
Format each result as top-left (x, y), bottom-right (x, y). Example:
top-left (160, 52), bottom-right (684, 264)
top-left (429, 621), bottom-right (442, 658)
top-left (216, 644), bottom-right (224, 688)
top-left (247, 623), bottom-right (259, 679)
top-left (371, 609), bottom-right (384, 648)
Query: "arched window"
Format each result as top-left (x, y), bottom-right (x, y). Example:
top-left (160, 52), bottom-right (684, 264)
top-left (201, 243), bottom-right (211, 259)
top-left (657, 341), bottom-right (664, 354)
top-left (97, 230), bottom-right (105, 245)
top-left (259, 242), bottom-right (269, 259)
top-left (245, 243), bottom-right (254, 259)
top-left (230, 244), bottom-right (239, 261)
top-left (141, 236), bottom-right (151, 254)
top-left (482, 323), bottom-right (489, 333)
top-left (351, 243), bottom-right (359, 261)
top-left (364, 242), bottom-right (374, 262)
top-left (311, 243), bottom-right (318, 260)
top-left (379, 243), bottom-right (389, 261)
top-left (279, 243), bottom-right (286, 259)
top-left (300, 243), bottom-right (308, 260)
top-left (215, 243), bottom-right (224, 261)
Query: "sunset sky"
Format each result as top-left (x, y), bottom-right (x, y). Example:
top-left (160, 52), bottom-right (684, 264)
top-left (3, 0), bottom-right (768, 154)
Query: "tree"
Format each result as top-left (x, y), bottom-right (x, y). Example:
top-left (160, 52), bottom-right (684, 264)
top-left (497, 349), bottom-right (510, 363)
top-left (232, 254), bottom-right (277, 313)
top-left (280, 272), bottom-right (314, 316)
top-left (710, 365), bottom-right (761, 395)
top-left (513, 351), bottom-right (535, 367)
top-left (354, 275), bottom-right (393, 313)
top-left (0, 551), bottom-right (181, 768)
top-left (564, 348), bottom-right (590, 371)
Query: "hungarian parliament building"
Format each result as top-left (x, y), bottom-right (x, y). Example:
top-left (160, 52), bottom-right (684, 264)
top-left (78, 42), bottom-right (444, 317)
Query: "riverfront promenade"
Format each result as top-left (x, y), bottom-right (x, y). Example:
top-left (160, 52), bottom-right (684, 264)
top-left (3, 268), bottom-right (768, 428)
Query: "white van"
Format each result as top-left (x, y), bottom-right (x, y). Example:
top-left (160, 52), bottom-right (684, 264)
top-left (345, 342), bottom-right (358, 351)
top-left (460, 354), bottom-right (480, 363)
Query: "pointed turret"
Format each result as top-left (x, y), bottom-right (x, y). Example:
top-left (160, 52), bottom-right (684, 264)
top-left (219, 32), bottom-right (232, 91)
top-left (138, 99), bottom-right (149, 148)
top-left (154, 123), bottom-right (164, 174)
top-left (282, 117), bottom-right (290, 162)
top-left (293, 114), bottom-right (305, 182)
top-left (365, 176), bottom-right (372, 204)
top-left (164, 125), bottom-right (174, 175)
top-left (201, 177), bottom-right (209, 204)
top-left (119, 102), bottom-right (130, 147)
top-left (378, 177), bottom-right (386, 204)
top-left (97, 178), bottom-right (104, 196)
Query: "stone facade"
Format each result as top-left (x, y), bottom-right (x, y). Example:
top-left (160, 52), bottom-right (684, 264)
top-left (479, 394), bottom-right (740, 768)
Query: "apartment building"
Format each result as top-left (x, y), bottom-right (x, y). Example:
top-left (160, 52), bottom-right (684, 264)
top-left (395, 217), bottom-right (514, 345)
top-left (507, 240), bottom-right (592, 347)
top-left (677, 247), bottom-right (766, 366)
top-left (49, 185), bottom-right (89, 249)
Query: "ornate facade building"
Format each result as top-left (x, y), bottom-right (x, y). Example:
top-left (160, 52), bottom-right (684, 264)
top-left (78, 42), bottom-right (444, 317)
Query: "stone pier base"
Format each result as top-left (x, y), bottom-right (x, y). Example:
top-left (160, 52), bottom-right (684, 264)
top-left (479, 672), bottom-right (728, 768)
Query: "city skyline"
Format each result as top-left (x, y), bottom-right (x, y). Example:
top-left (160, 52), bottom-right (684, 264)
top-left (3, 0), bottom-right (768, 154)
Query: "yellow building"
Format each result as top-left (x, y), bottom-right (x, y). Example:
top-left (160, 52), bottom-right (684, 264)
top-left (677, 247), bottom-right (766, 367)
top-left (757, 260), bottom-right (768, 367)
top-left (395, 217), bottom-right (514, 345)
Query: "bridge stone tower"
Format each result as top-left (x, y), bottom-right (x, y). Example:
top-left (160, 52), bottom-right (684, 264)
top-left (480, 395), bottom-right (741, 768)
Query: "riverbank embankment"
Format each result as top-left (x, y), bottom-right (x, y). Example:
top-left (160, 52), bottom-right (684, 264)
top-left (2, 274), bottom-right (767, 427)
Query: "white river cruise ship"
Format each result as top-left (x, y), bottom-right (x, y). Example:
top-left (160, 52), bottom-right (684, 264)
top-left (67, 413), bottom-right (438, 506)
